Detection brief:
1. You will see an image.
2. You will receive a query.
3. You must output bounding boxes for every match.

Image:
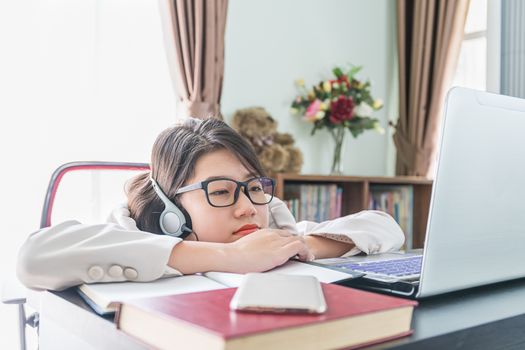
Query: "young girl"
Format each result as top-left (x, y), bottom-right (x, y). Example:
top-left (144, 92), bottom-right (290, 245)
top-left (17, 118), bottom-right (404, 291)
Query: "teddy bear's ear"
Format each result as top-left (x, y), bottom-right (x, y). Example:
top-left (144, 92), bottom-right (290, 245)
top-left (231, 113), bottom-right (240, 130)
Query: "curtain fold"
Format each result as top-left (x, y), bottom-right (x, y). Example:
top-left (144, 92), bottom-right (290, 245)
top-left (159, 0), bottom-right (228, 119)
top-left (394, 0), bottom-right (469, 177)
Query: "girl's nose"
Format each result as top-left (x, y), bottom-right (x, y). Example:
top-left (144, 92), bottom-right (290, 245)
top-left (233, 190), bottom-right (257, 218)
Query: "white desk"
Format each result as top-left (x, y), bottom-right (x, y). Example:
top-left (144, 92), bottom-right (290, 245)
top-left (34, 277), bottom-right (525, 350)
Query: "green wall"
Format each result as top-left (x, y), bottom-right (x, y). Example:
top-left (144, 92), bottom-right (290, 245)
top-left (222, 0), bottom-right (398, 175)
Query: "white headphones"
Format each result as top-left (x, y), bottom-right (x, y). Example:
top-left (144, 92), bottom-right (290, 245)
top-left (150, 177), bottom-right (193, 238)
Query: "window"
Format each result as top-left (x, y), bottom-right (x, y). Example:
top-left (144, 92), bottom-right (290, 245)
top-left (0, 1), bottom-right (175, 348)
top-left (452, 0), bottom-right (488, 91)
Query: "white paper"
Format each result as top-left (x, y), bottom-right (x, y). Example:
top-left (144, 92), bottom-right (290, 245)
top-left (204, 260), bottom-right (353, 288)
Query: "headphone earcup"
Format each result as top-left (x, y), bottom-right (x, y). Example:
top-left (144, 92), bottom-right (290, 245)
top-left (159, 201), bottom-right (188, 237)
top-left (178, 206), bottom-right (193, 238)
top-left (150, 177), bottom-right (192, 239)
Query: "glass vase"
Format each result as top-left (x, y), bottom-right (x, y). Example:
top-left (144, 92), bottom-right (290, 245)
top-left (330, 127), bottom-right (346, 175)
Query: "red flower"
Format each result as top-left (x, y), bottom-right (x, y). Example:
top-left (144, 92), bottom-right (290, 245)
top-left (330, 95), bottom-right (355, 124)
top-left (338, 76), bottom-right (350, 88)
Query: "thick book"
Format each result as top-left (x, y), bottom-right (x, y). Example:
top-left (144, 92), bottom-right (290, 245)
top-left (115, 283), bottom-right (417, 350)
top-left (78, 260), bottom-right (359, 315)
top-left (77, 275), bottom-right (227, 315)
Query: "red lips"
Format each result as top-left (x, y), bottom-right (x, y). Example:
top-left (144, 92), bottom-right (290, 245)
top-left (234, 224), bottom-right (259, 236)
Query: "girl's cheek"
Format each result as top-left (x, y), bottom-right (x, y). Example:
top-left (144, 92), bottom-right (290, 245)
top-left (259, 209), bottom-right (270, 228)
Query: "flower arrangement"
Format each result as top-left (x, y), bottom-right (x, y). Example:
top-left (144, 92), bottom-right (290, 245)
top-left (290, 65), bottom-right (385, 174)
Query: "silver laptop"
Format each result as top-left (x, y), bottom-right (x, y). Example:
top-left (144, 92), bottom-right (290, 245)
top-left (311, 87), bottom-right (525, 298)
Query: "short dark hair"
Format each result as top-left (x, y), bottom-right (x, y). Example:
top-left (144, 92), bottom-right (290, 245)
top-left (127, 118), bottom-right (266, 235)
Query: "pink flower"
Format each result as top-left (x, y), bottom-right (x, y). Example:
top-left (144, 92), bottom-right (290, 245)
top-left (305, 99), bottom-right (322, 121)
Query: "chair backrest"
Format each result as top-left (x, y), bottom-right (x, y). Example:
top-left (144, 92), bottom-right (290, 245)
top-left (40, 161), bottom-right (150, 228)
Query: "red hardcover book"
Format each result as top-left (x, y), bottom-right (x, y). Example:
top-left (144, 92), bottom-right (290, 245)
top-left (116, 283), bottom-right (417, 350)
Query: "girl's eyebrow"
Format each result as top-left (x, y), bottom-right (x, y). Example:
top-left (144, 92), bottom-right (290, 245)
top-left (205, 174), bottom-right (257, 181)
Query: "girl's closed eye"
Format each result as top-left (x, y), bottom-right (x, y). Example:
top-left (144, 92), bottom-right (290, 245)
top-left (209, 189), bottom-right (230, 196)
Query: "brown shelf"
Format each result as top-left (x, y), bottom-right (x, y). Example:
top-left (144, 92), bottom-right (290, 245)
top-left (274, 173), bottom-right (433, 249)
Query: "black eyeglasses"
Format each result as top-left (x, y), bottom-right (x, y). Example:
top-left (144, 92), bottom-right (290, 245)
top-left (176, 177), bottom-right (275, 208)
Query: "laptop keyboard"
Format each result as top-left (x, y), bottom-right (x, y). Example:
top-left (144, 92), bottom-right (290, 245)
top-left (333, 255), bottom-right (423, 277)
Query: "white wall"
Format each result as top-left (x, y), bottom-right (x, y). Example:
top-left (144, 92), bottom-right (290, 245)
top-left (222, 0), bottom-right (398, 175)
top-left (0, 1), bottom-right (396, 348)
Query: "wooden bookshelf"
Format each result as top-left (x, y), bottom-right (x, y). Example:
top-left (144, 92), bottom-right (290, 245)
top-left (274, 174), bottom-right (433, 249)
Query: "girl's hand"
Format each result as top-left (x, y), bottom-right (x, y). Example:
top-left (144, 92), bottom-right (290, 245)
top-left (225, 229), bottom-right (314, 273)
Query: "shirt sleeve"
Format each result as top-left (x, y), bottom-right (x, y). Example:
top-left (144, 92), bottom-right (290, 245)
top-left (268, 197), bottom-right (405, 256)
top-left (17, 206), bottom-right (183, 291)
top-left (107, 204), bottom-right (184, 275)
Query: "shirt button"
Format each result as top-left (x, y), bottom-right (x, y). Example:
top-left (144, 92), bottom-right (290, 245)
top-left (108, 265), bottom-right (123, 278)
top-left (124, 268), bottom-right (138, 280)
top-left (87, 266), bottom-right (104, 281)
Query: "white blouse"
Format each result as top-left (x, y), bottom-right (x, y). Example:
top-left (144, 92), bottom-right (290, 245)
top-left (17, 197), bottom-right (404, 291)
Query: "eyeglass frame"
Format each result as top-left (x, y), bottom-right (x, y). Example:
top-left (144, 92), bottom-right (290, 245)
top-left (175, 176), bottom-right (275, 208)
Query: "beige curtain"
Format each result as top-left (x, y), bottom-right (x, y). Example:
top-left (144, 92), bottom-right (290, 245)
top-left (159, 0), bottom-right (228, 119)
top-left (394, 0), bottom-right (469, 177)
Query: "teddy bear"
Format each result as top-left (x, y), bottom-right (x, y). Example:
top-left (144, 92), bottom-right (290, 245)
top-left (230, 107), bottom-right (303, 175)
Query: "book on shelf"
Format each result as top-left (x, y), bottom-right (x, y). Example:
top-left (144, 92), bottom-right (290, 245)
top-left (369, 185), bottom-right (414, 249)
top-left (284, 184), bottom-right (342, 222)
top-left (115, 282), bottom-right (417, 350)
top-left (77, 260), bottom-right (357, 315)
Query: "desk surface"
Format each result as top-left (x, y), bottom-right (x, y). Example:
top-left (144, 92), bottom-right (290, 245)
top-left (39, 278), bottom-right (525, 350)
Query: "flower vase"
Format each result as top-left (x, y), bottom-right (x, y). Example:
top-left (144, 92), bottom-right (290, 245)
top-left (330, 127), bottom-right (346, 175)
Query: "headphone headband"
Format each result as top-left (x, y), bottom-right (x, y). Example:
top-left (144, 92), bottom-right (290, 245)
top-left (150, 177), bottom-right (172, 207)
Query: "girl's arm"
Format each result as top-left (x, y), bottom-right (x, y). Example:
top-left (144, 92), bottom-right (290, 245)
top-left (297, 210), bottom-right (405, 258)
top-left (18, 221), bottom-right (311, 291)
top-left (303, 236), bottom-right (355, 259)
top-left (17, 220), bottom-right (181, 291)
top-left (168, 229), bottom-right (313, 274)
top-left (268, 197), bottom-right (405, 259)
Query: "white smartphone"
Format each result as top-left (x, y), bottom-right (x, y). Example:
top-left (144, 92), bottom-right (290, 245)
top-left (229, 273), bottom-right (327, 314)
